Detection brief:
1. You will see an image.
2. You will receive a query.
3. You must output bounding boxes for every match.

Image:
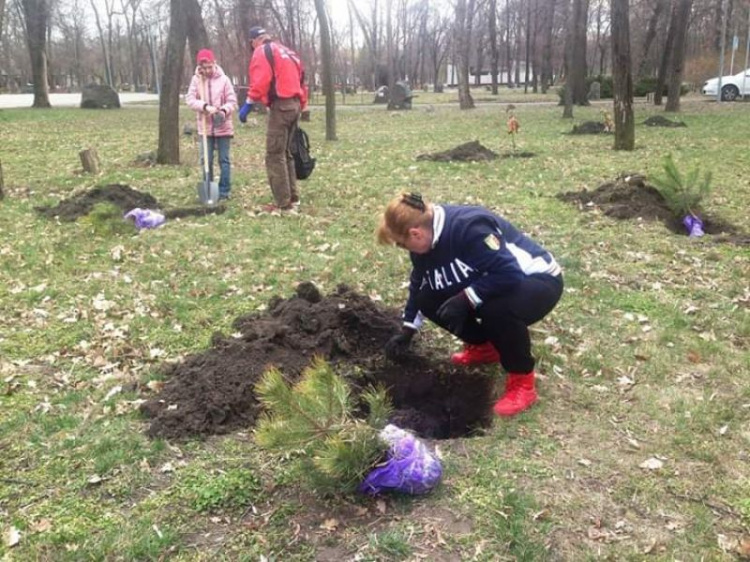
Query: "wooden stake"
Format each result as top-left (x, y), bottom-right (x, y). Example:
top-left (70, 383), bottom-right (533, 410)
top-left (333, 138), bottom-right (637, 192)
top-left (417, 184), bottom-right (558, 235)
top-left (79, 148), bottom-right (100, 174)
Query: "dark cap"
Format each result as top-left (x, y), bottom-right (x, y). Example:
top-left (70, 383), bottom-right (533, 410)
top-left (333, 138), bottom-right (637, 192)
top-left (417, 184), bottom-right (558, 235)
top-left (248, 26), bottom-right (267, 40)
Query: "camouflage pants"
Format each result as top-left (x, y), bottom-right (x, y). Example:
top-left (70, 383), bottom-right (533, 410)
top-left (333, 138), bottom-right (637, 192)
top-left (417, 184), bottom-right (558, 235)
top-left (266, 97), bottom-right (301, 207)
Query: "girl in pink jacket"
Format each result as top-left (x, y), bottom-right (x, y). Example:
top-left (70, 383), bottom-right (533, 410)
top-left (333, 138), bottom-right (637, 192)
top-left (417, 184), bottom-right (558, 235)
top-left (185, 49), bottom-right (237, 200)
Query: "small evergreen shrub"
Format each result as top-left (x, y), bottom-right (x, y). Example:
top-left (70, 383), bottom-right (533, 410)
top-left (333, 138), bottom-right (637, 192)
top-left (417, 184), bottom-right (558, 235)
top-left (254, 358), bottom-right (392, 494)
top-left (650, 154), bottom-right (712, 218)
top-left (634, 77), bottom-right (690, 97)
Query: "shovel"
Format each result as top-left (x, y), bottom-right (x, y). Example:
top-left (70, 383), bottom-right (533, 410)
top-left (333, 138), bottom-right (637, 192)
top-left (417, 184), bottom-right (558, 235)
top-left (196, 75), bottom-right (219, 205)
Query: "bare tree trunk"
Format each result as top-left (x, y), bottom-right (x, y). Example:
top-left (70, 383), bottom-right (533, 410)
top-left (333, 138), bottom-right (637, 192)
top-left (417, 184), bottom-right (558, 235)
top-left (654, 0), bottom-right (678, 106)
top-left (524, 0), bottom-right (531, 92)
top-left (570, 0), bottom-right (590, 104)
top-left (185, 0), bottom-right (209, 63)
top-left (562, 0), bottom-right (574, 117)
top-left (540, 0), bottom-right (557, 92)
top-left (636, 0), bottom-right (665, 77)
top-left (611, 0), bottom-right (634, 149)
top-left (665, 0), bottom-right (692, 111)
top-left (157, 0), bottom-right (187, 165)
top-left (21, 0), bottom-right (51, 107)
top-left (456, 0), bottom-right (476, 108)
top-left (489, 0), bottom-right (499, 94)
top-left (313, 0), bottom-right (337, 140)
top-left (505, 0), bottom-right (513, 86)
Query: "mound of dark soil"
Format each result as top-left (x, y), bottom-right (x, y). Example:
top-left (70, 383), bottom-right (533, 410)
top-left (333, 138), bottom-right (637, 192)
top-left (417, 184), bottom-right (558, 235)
top-left (570, 121), bottom-right (609, 135)
top-left (557, 175), bottom-right (746, 242)
top-left (36, 184), bottom-right (226, 222)
top-left (36, 184), bottom-right (158, 222)
top-left (643, 116), bottom-right (687, 128)
top-left (500, 151), bottom-right (536, 159)
top-left (140, 283), bottom-right (496, 440)
top-left (417, 141), bottom-right (498, 162)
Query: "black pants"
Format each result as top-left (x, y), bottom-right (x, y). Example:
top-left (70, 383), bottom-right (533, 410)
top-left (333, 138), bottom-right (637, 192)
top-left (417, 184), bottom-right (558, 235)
top-left (416, 274), bottom-right (563, 374)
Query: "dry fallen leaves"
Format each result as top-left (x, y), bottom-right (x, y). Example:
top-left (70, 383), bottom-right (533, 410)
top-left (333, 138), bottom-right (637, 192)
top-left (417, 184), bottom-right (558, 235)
top-left (639, 457), bottom-right (664, 470)
top-left (4, 526), bottom-right (21, 547)
top-left (319, 518), bottom-right (339, 532)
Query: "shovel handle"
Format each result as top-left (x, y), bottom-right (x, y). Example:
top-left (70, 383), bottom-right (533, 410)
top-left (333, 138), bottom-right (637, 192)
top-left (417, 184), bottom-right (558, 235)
top-left (200, 75), bottom-right (210, 177)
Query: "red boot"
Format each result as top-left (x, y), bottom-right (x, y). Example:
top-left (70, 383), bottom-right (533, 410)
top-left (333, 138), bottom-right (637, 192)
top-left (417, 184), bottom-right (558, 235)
top-left (450, 342), bottom-right (500, 366)
top-left (493, 372), bottom-right (538, 417)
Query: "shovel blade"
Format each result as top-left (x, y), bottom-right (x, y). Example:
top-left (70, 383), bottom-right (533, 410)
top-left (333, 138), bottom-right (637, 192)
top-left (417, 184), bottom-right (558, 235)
top-left (196, 180), bottom-right (220, 205)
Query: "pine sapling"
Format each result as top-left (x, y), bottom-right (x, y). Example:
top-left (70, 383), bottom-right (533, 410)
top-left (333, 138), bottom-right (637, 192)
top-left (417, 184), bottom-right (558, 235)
top-left (254, 358), bottom-right (392, 494)
top-left (650, 154), bottom-right (712, 237)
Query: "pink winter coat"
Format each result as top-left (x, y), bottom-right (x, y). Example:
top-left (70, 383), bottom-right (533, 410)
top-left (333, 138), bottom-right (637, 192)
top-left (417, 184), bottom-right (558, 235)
top-left (185, 64), bottom-right (237, 137)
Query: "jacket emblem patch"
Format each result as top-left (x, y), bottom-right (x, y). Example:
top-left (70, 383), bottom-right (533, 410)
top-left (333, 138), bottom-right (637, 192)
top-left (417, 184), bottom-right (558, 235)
top-left (484, 233), bottom-right (501, 250)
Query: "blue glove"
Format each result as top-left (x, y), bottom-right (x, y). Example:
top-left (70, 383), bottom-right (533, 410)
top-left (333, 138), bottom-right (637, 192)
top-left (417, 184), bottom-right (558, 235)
top-left (238, 102), bottom-right (253, 123)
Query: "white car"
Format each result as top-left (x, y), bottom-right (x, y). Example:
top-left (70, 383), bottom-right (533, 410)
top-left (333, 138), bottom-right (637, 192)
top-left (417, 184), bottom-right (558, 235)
top-left (702, 68), bottom-right (750, 101)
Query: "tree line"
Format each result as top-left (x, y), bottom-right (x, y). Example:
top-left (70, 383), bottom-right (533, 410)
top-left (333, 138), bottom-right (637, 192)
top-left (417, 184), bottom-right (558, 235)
top-left (4, 0), bottom-right (748, 150)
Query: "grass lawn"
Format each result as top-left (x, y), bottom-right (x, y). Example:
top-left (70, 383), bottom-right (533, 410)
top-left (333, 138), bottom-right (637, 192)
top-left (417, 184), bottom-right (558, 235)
top-left (0, 95), bottom-right (748, 561)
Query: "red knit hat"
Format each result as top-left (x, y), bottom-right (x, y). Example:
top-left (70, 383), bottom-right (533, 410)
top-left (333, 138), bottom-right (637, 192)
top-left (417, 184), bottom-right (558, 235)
top-left (196, 49), bottom-right (215, 63)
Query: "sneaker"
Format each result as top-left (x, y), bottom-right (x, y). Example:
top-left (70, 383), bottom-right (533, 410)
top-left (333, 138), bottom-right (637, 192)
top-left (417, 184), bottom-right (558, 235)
top-left (493, 372), bottom-right (538, 417)
top-left (450, 342), bottom-right (500, 366)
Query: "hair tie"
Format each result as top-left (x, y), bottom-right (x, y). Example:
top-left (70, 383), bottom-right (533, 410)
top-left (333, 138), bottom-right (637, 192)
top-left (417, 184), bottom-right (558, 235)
top-left (402, 192), bottom-right (425, 212)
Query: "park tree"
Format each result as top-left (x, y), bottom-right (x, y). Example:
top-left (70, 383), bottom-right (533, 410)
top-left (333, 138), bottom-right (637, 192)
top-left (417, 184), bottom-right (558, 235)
top-left (488, 0), bottom-right (499, 94)
top-left (611, 0), bottom-right (634, 150)
top-left (20, 0), bottom-right (51, 107)
top-left (455, 0), bottom-right (476, 109)
top-left (156, 0), bottom-right (186, 164)
top-left (538, 0), bottom-right (558, 93)
top-left (664, 0), bottom-right (693, 112)
top-left (567, 0), bottom-right (589, 105)
top-left (313, 0), bottom-right (336, 140)
top-left (636, 0), bottom-right (666, 77)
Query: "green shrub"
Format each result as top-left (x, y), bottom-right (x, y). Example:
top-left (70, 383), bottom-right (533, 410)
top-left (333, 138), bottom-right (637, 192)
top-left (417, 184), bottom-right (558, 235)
top-left (557, 75), bottom-right (614, 103)
top-left (634, 76), bottom-right (690, 97)
top-left (78, 202), bottom-right (133, 236)
top-left (254, 358), bottom-right (391, 494)
top-left (650, 154), bottom-right (712, 217)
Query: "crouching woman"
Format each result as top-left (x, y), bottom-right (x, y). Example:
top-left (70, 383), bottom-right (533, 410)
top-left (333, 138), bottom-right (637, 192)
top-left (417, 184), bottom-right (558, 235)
top-left (378, 193), bottom-right (563, 417)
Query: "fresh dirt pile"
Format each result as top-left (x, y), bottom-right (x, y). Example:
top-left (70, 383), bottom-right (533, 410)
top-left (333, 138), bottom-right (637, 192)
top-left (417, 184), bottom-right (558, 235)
top-left (570, 121), bottom-right (609, 135)
top-left (36, 184), bottom-right (158, 221)
top-left (499, 151), bottom-right (536, 159)
top-left (417, 141), bottom-right (498, 162)
top-left (643, 116), bottom-right (687, 128)
top-left (35, 183), bottom-right (226, 222)
top-left (141, 283), bottom-right (496, 440)
top-left (557, 174), bottom-right (747, 242)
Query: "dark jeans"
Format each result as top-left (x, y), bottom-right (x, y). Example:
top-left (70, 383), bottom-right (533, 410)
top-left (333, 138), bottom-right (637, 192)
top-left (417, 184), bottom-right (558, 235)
top-left (199, 136), bottom-right (231, 197)
top-left (266, 97), bottom-right (300, 207)
top-left (416, 274), bottom-right (564, 374)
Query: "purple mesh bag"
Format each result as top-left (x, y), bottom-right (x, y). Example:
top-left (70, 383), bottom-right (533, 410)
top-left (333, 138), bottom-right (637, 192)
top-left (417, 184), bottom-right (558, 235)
top-left (358, 424), bottom-right (442, 496)
top-left (682, 214), bottom-right (704, 237)
top-left (124, 208), bottom-right (165, 230)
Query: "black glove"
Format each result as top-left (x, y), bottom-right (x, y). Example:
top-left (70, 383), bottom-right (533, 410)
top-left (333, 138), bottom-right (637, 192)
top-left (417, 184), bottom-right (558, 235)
top-left (212, 110), bottom-right (226, 127)
top-left (436, 291), bottom-right (472, 334)
top-left (385, 328), bottom-right (416, 360)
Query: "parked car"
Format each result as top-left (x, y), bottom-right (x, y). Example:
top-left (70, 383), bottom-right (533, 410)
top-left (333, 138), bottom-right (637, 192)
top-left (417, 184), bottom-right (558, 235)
top-left (701, 68), bottom-right (750, 101)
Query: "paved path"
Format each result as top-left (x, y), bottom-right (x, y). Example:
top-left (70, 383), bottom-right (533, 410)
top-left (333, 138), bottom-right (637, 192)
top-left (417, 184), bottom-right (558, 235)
top-left (0, 92), bottom-right (159, 109)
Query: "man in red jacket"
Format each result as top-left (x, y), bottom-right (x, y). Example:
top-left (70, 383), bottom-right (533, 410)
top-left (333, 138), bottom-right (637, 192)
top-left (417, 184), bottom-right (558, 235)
top-left (240, 26), bottom-right (308, 212)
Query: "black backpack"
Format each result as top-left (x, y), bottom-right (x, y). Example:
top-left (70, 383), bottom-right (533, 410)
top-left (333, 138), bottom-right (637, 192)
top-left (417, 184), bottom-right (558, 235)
top-left (291, 126), bottom-right (316, 180)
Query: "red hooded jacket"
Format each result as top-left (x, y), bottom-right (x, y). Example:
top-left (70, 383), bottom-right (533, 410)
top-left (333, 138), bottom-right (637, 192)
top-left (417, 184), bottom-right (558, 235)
top-left (248, 41), bottom-right (308, 108)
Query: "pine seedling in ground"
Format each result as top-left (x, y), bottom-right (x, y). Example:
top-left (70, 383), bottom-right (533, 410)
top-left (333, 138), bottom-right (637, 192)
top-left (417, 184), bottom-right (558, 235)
top-left (650, 154), bottom-right (712, 219)
top-left (254, 358), bottom-right (392, 494)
